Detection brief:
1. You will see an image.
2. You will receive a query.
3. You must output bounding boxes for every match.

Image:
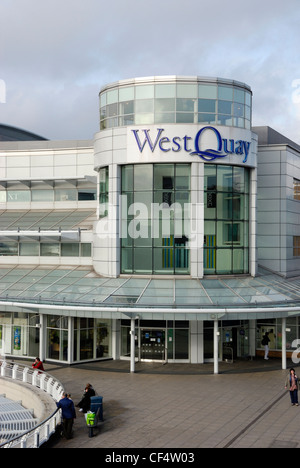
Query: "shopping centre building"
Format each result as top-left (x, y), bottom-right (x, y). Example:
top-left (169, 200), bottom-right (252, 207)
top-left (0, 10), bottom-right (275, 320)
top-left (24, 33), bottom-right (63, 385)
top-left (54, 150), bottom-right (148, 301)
top-left (1, 75), bottom-right (300, 373)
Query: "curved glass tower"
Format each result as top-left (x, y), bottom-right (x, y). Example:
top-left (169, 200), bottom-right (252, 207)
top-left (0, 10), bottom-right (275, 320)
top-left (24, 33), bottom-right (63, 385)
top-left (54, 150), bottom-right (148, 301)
top-left (94, 76), bottom-right (255, 278)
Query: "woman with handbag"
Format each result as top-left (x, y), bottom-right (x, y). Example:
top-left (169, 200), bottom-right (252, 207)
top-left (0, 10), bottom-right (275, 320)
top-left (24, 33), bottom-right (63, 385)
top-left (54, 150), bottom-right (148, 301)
top-left (285, 368), bottom-right (299, 406)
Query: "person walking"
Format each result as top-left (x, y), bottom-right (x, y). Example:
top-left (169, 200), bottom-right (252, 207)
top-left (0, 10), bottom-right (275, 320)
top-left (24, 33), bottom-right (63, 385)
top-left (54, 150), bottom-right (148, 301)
top-left (56, 392), bottom-right (76, 439)
top-left (285, 368), bottom-right (299, 406)
top-left (262, 332), bottom-right (270, 360)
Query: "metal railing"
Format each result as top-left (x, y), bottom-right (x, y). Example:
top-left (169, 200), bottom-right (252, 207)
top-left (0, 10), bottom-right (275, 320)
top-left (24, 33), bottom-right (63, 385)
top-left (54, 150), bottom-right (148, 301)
top-left (0, 360), bottom-right (64, 448)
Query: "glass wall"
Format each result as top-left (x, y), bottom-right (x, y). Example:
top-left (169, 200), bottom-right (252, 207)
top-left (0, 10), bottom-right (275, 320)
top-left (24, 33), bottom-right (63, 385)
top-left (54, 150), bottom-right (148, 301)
top-left (99, 166), bottom-right (109, 218)
top-left (73, 318), bottom-right (112, 362)
top-left (0, 242), bottom-right (91, 257)
top-left (47, 316), bottom-right (68, 361)
top-left (256, 318), bottom-right (299, 353)
top-left (100, 80), bottom-right (252, 130)
top-left (121, 163), bottom-right (190, 274)
top-left (120, 320), bottom-right (189, 361)
top-left (204, 165), bottom-right (249, 274)
top-left (0, 186), bottom-right (97, 203)
top-left (0, 312), bottom-right (40, 357)
top-left (46, 316), bottom-right (112, 363)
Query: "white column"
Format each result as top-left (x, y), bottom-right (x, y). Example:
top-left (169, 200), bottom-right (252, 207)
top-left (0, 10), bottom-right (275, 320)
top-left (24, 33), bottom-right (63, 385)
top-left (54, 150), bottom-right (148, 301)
top-left (39, 314), bottom-right (45, 362)
top-left (68, 316), bottom-right (73, 364)
top-left (214, 319), bottom-right (219, 375)
top-left (282, 317), bottom-right (287, 370)
top-left (130, 318), bottom-right (135, 373)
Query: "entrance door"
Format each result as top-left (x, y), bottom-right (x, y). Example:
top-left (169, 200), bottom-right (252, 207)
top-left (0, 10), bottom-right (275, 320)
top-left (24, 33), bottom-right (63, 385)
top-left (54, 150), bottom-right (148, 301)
top-left (140, 329), bottom-right (166, 361)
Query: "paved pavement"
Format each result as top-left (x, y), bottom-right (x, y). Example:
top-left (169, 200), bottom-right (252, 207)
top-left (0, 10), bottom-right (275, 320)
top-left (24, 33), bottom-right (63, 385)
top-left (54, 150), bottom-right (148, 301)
top-left (39, 358), bottom-right (300, 449)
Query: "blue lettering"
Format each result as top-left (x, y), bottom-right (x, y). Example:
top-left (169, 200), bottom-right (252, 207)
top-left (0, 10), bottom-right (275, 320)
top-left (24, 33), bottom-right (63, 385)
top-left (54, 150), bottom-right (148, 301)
top-left (172, 136), bottom-right (181, 152)
top-left (223, 138), bottom-right (235, 154)
top-left (242, 141), bottom-right (251, 163)
top-left (235, 140), bottom-right (244, 155)
top-left (132, 126), bottom-right (251, 164)
top-left (159, 137), bottom-right (171, 152)
top-left (191, 126), bottom-right (227, 161)
top-left (183, 135), bottom-right (192, 152)
top-left (132, 128), bottom-right (164, 152)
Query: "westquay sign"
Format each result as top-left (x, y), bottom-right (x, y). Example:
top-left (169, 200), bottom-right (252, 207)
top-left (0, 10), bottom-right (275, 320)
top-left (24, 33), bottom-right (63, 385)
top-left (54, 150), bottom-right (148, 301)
top-left (132, 126), bottom-right (251, 163)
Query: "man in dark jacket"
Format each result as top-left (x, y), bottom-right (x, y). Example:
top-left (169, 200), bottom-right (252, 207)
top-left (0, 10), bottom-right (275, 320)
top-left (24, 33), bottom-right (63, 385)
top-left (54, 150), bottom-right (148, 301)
top-left (56, 393), bottom-right (76, 439)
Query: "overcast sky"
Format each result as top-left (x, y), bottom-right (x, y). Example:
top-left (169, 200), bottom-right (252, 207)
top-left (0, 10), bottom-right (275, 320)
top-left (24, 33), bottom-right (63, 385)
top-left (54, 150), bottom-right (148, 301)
top-left (1, 0), bottom-right (300, 143)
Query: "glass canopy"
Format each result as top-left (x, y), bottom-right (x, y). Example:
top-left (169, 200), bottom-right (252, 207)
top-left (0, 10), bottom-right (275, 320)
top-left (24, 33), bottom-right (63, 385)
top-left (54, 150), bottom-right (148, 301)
top-left (0, 266), bottom-right (300, 319)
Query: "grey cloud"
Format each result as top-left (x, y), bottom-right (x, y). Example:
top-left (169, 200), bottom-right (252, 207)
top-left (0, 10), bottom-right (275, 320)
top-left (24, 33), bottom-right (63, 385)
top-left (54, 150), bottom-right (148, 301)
top-left (1, 0), bottom-right (300, 142)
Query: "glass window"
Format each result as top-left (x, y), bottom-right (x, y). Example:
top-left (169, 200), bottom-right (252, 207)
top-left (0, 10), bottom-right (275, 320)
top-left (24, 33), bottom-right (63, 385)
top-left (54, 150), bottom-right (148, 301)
top-left (121, 164), bottom-right (190, 275)
top-left (78, 189), bottom-right (96, 201)
top-left (119, 86), bottom-right (134, 101)
top-left (217, 115), bottom-right (233, 126)
top-left (81, 243), bottom-right (92, 257)
top-left (177, 84), bottom-right (197, 98)
top-left (155, 112), bottom-right (175, 124)
top-left (198, 99), bottom-right (216, 113)
top-left (47, 315), bottom-right (68, 361)
top-left (155, 98), bottom-right (175, 112)
top-left (119, 114), bottom-right (134, 126)
top-left (7, 191), bottom-right (31, 202)
top-left (99, 81), bottom-right (251, 131)
top-left (19, 243), bottom-right (39, 256)
top-left (61, 243), bottom-right (80, 256)
top-left (217, 166), bottom-right (233, 192)
top-left (136, 85), bottom-right (154, 99)
top-left (135, 99), bottom-right (154, 113)
top-left (122, 165), bottom-right (133, 192)
top-left (218, 86), bottom-right (233, 100)
top-left (106, 102), bottom-right (118, 117)
top-left (40, 243), bottom-right (60, 256)
top-left (233, 102), bottom-right (244, 118)
top-left (54, 189), bottom-right (77, 201)
top-left (31, 190), bottom-right (54, 202)
top-left (198, 113), bottom-right (216, 124)
top-left (218, 100), bottom-right (232, 115)
top-left (293, 237), bottom-right (300, 256)
top-left (154, 165), bottom-right (174, 190)
top-left (204, 165), bottom-right (249, 275)
top-left (106, 89), bottom-right (118, 104)
top-left (199, 84), bottom-right (217, 99)
top-left (100, 92), bottom-right (106, 107)
top-left (119, 100), bottom-right (134, 115)
top-left (176, 165), bottom-right (190, 190)
top-left (135, 113), bottom-right (154, 125)
top-left (245, 92), bottom-right (251, 106)
top-left (0, 242), bottom-right (18, 255)
top-left (176, 98), bottom-right (197, 112)
top-left (134, 165), bottom-right (153, 191)
top-left (176, 113), bottom-right (195, 123)
top-left (293, 179), bottom-right (300, 200)
top-left (99, 166), bottom-right (109, 218)
top-left (134, 248), bottom-right (153, 273)
top-left (155, 84), bottom-right (176, 98)
top-left (234, 88), bottom-right (245, 104)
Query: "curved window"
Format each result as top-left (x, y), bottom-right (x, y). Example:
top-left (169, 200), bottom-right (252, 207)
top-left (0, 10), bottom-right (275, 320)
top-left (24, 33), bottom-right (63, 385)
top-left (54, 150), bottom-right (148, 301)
top-left (204, 165), bottom-right (249, 275)
top-left (99, 79), bottom-right (252, 131)
top-left (121, 164), bottom-right (191, 275)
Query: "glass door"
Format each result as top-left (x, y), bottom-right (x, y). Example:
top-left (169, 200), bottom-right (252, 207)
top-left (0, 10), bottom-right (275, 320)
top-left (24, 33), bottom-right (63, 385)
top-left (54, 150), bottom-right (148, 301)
top-left (140, 329), bottom-right (166, 361)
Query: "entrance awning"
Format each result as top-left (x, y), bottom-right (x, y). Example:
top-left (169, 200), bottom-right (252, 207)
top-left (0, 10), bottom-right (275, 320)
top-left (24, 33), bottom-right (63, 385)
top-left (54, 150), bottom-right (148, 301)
top-left (0, 266), bottom-right (300, 320)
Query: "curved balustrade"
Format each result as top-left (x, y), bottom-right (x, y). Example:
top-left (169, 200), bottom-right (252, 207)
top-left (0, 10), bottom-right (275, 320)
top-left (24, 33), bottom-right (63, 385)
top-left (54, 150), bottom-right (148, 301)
top-left (0, 359), bottom-right (64, 448)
